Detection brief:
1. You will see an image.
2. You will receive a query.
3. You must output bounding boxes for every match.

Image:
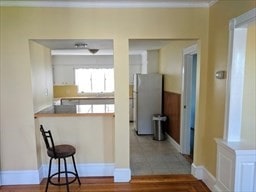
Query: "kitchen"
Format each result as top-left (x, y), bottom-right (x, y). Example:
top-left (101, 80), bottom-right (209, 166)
top-left (33, 38), bottom-right (194, 177)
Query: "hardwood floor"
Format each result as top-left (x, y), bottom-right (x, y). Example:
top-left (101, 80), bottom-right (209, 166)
top-left (0, 175), bottom-right (211, 192)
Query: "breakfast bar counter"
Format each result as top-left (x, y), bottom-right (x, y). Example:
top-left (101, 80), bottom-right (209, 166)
top-left (34, 104), bottom-right (115, 173)
top-left (34, 104), bottom-right (114, 118)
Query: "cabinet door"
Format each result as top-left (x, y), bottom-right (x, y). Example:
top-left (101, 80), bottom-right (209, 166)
top-left (129, 98), bottom-right (134, 121)
top-left (61, 99), bottom-right (79, 105)
top-left (53, 66), bottom-right (74, 85)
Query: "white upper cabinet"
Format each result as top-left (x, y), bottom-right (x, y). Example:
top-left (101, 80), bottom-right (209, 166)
top-left (53, 65), bottom-right (74, 85)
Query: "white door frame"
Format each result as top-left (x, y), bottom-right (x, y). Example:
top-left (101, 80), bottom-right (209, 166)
top-left (224, 8), bottom-right (256, 141)
top-left (181, 44), bottom-right (197, 155)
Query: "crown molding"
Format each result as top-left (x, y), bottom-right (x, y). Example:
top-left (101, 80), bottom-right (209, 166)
top-left (0, 0), bottom-right (218, 8)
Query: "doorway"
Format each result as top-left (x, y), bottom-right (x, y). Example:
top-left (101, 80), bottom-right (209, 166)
top-left (181, 44), bottom-right (198, 160)
top-left (129, 39), bottom-right (194, 175)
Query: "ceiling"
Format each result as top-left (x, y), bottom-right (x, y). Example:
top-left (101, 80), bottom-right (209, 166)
top-left (36, 39), bottom-right (172, 50)
top-left (1, 0), bottom-right (218, 8)
top-left (35, 39), bottom-right (175, 55)
top-left (35, 39), bottom-right (113, 50)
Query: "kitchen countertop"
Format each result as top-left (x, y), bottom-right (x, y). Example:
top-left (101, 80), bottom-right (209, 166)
top-left (58, 96), bottom-right (133, 100)
top-left (34, 104), bottom-right (114, 118)
top-left (60, 96), bottom-right (114, 100)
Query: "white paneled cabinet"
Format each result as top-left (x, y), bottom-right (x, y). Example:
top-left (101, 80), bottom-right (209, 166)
top-left (214, 139), bottom-right (256, 192)
top-left (53, 66), bottom-right (74, 85)
top-left (129, 98), bottom-right (134, 122)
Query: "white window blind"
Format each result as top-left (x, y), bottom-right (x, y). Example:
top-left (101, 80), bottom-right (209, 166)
top-left (75, 68), bottom-right (114, 93)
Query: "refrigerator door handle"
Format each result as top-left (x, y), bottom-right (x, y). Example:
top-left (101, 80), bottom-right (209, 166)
top-left (138, 77), bottom-right (141, 87)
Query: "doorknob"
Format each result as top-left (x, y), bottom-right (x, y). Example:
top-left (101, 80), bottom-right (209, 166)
top-left (184, 105), bottom-right (186, 109)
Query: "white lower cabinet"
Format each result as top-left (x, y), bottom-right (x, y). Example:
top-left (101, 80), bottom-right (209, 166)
top-left (214, 139), bottom-right (256, 192)
top-left (129, 98), bottom-right (134, 122)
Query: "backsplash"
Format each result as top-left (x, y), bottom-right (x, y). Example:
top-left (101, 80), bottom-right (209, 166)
top-left (53, 85), bottom-right (78, 98)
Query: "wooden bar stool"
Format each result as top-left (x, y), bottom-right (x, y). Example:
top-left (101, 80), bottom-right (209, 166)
top-left (40, 125), bottom-right (81, 192)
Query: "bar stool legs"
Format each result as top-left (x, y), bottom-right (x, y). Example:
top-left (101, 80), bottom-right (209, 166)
top-left (72, 155), bottom-right (81, 185)
top-left (45, 158), bottom-right (52, 192)
top-left (64, 158), bottom-right (69, 192)
top-left (45, 155), bottom-right (81, 192)
top-left (40, 126), bottom-right (80, 192)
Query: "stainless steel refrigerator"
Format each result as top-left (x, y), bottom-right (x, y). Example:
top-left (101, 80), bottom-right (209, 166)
top-left (133, 73), bottom-right (162, 135)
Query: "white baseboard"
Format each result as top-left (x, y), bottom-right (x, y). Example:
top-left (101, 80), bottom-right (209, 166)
top-left (191, 163), bottom-right (204, 179)
top-left (78, 163), bottom-right (115, 177)
top-left (114, 168), bottom-right (131, 182)
top-left (0, 170), bottom-right (41, 185)
top-left (42, 163), bottom-right (115, 178)
top-left (166, 133), bottom-right (181, 152)
top-left (0, 163), bottom-right (115, 185)
top-left (213, 180), bottom-right (229, 192)
top-left (191, 163), bottom-right (216, 192)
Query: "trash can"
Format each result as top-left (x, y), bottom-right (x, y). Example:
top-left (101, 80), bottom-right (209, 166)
top-left (152, 114), bottom-right (167, 141)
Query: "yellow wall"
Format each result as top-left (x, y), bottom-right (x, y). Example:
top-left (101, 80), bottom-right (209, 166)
top-left (206, 1), bottom-right (255, 175)
top-left (37, 116), bottom-right (114, 164)
top-left (6, 4), bottom-right (256, 182)
top-left (241, 22), bottom-right (256, 145)
top-left (0, 7), bottom-right (210, 173)
top-left (159, 40), bottom-right (196, 93)
top-left (30, 40), bottom-right (53, 113)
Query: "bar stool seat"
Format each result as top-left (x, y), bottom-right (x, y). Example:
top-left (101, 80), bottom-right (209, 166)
top-left (47, 144), bottom-right (76, 158)
top-left (40, 125), bottom-right (81, 192)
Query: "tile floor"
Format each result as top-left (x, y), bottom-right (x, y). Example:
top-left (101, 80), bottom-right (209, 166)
top-left (130, 124), bottom-right (191, 176)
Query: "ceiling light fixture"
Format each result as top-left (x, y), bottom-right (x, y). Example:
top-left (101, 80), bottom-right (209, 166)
top-left (88, 49), bottom-right (99, 54)
top-left (74, 42), bottom-right (99, 54)
top-left (74, 43), bottom-right (87, 48)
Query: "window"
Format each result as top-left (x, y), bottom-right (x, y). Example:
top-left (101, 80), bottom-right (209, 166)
top-left (75, 68), bottom-right (114, 93)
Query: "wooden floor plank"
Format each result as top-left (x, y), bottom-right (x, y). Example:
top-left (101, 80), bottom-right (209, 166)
top-left (0, 175), bottom-right (211, 192)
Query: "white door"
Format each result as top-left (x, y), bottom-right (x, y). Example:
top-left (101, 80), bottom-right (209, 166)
top-left (181, 45), bottom-right (197, 156)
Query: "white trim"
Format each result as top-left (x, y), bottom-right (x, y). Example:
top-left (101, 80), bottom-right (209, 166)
top-left (0, 163), bottom-right (115, 185)
top-left (191, 164), bottom-right (204, 179)
top-left (209, 0), bottom-right (218, 7)
top-left (51, 49), bottom-right (114, 56)
top-left (78, 163), bottom-right (115, 177)
top-left (224, 8), bottom-right (256, 142)
top-left (191, 164), bottom-right (216, 192)
top-left (0, 170), bottom-right (41, 185)
top-left (233, 8), bottom-right (256, 28)
top-left (225, 28), bottom-right (247, 141)
top-left (43, 163), bottom-right (115, 177)
top-left (0, 0), bottom-right (217, 8)
top-left (181, 44), bottom-right (198, 155)
top-left (183, 44), bottom-right (198, 55)
top-left (166, 133), bottom-right (181, 152)
top-left (129, 50), bottom-right (147, 56)
top-left (114, 168), bottom-right (131, 182)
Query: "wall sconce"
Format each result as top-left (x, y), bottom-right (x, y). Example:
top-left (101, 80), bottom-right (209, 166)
top-left (215, 70), bottom-right (226, 79)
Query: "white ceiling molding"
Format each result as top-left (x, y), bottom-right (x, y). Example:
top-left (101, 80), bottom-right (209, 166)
top-left (208, 0), bottom-right (218, 7)
top-left (51, 49), bottom-right (114, 56)
top-left (0, 0), bottom-right (218, 8)
top-left (51, 49), bottom-right (147, 56)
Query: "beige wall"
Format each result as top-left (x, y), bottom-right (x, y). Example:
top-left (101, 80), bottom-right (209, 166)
top-left (0, 7), bottom-right (210, 173)
top-left (241, 22), bottom-right (256, 145)
top-left (37, 116), bottom-right (114, 164)
top-left (1, 2), bottom-right (254, 180)
top-left (6, 1), bottom-right (255, 182)
top-left (1, 2), bottom-right (254, 179)
top-left (29, 41), bottom-right (53, 113)
top-left (159, 40), bottom-right (196, 93)
top-left (206, 1), bottom-right (255, 175)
